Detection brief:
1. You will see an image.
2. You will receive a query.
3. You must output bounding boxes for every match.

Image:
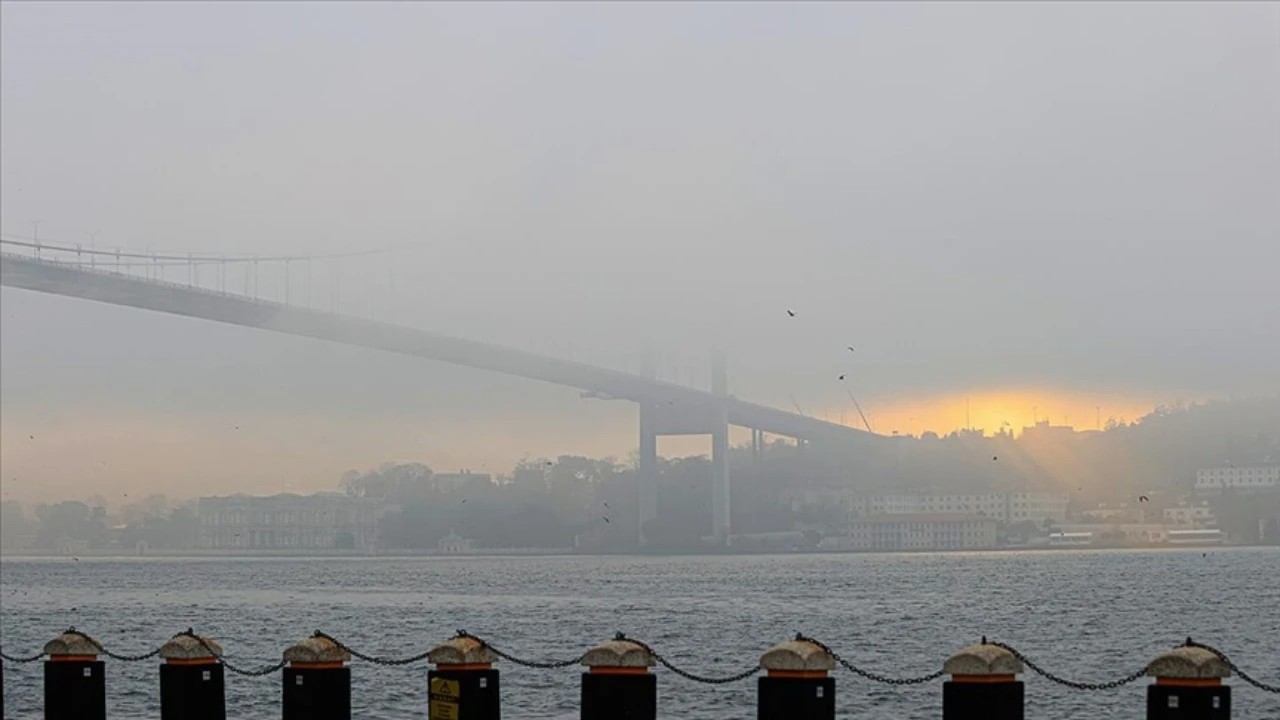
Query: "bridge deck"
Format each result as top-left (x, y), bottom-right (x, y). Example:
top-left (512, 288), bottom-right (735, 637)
top-left (2, 253), bottom-right (871, 443)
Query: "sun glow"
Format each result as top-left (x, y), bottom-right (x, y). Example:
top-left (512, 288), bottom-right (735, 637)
top-left (826, 389), bottom-right (1174, 437)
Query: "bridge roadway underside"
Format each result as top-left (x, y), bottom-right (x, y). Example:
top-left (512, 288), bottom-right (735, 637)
top-left (2, 255), bottom-right (875, 544)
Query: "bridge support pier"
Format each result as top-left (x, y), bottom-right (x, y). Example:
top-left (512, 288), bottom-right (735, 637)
top-left (637, 404), bottom-right (658, 545)
top-left (711, 404), bottom-right (731, 546)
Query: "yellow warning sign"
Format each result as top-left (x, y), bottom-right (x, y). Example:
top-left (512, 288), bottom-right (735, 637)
top-left (430, 678), bottom-right (460, 698)
top-left (429, 702), bottom-right (458, 720)
top-left (429, 677), bottom-right (461, 720)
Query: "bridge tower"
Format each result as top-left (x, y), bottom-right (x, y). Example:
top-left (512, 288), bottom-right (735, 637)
top-left (710, 350), bottom-right (731, 546)
top-left (637, 351), bottom-right (659, 545)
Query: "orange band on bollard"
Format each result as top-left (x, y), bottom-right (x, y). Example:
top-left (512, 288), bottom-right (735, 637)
top-left (1156, 677), bottom-right (1221, 687)
top-left (767, 670), bottom-right (827, 679)
top-left (50, 655), bottom-right (97, 663)
top-left (435, 663), bottom-right (492, 671)
top-left (951, 674), bottom-right (1016, 684)
top-left (165, 657), bottom-right (219, 665)
top-left (290, 661), bottom-right (344, 670)
top-left (588, 666), bottom-right (649, 675)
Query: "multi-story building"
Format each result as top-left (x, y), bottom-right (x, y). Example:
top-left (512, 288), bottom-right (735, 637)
top-left (846, 513), bottom-right (998, 551)
top-left (197, 492), bottom-right (382, 551)
top-left (849, 492), bottom-right (1067, 526)
top-left (1195, 466), bottom-right (1279, 494)
top-left (1163, 504), bottom-right (1217, 527)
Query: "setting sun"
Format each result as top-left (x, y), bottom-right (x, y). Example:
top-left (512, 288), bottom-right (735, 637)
top-left (825, 389), bottom-right (1175, 437)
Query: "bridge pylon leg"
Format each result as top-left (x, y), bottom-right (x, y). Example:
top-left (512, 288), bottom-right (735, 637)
top-left (637, 403), bottom-right (658, 546)
top-left (711, 404), bottom-right (730, 546)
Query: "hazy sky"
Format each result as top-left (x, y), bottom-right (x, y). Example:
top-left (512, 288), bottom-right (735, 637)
top-left (2, 3), bottom-right (1278, 503)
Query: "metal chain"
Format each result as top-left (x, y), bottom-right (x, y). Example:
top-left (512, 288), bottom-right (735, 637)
top-left (455, 631), bottom-right (584, 669)
top-left (0, 648), bottom-right (45, 663)
top-left (313, 631), bottom-right (434, 667)
top-left (987, 640), bottom-right (1146, 691)
top-left (61, 628), bottom-right (161, 663)
top-left (1182, 638), bottom-right (1280, 694)
top-left (617, 634), bottom-right (759, 684)
top-left (798, 634), bottom-right (944, 686)
top-left (177, 630), bottom-right (284, 677)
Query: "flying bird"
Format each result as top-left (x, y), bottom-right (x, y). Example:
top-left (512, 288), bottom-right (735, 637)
top-left (838, 374), bottom-right (846, 381)
top-left (786, 310), bottom-right (796, 317)
top-left (992, 456), bottom-right (998, 461)
top-left (1138, 495), bottom-right (1150, 502)
top-left (846, 346), bottom-right (855, 352)
top-left (602, 516), bottom-right (611, 523)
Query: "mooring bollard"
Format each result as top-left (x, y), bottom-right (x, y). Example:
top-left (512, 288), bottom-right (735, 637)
top-left (43, 628), bottom-right (106, 720)
top-left (758, 636), bottom-right (834, 720)
top-left (427, 634), bottom-right (500, 720)
top-left (942, 639), bottom-right (1024, 720)
top-left (580, 634), bottom-right (656, 720)
top-left (159, 630), bottom-right (225, 720)
top-left (283, 634), bottom-right (351, 720)
top-left (1146, 641), bottom-right (1231, 719)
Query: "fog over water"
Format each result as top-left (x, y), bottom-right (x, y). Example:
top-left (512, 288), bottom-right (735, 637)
top-left (2, 3), bottom-right (1278, 501)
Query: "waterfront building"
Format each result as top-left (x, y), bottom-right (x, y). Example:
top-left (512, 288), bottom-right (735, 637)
top-left (849, 491), bottom-right (1068, 525)
top-left (1162, 504), bottom-right (1216, 527)
top-left (197, 492), bottom-right (381, 550)
top-left (845, 513), bottom-right (998, 551)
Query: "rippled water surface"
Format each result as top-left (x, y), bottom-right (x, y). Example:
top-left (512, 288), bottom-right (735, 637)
top-left (2, 549), bottom-right (1278, 719)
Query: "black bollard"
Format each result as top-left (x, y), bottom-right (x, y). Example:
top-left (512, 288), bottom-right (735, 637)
top-left (282, 635), bottom-right (351, 720)
top-left (158, 631), bottom-right (226, 720)
top-left (580, 636), bottom-right (656, 720)
top-left (941, 640), bottom-right (1024, 720)
top-left (43, 630), bottom-right (105, 720)
top-left (941, 643), bottom-right (1024, 720)
top-left (1146, 644), bottom-right (1231, 720)
top-left (427, 635), bottom-right (500, 720)
top-left (757, 638), bottom-right (831, 720)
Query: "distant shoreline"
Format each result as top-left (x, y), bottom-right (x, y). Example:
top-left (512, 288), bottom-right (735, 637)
top-left (2, 542), bottom-right (1274, 560)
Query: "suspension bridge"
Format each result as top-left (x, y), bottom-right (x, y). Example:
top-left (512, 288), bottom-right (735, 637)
top-left (0, 235), bottom-right (877, 544)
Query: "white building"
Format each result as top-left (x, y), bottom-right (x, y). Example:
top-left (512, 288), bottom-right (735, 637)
top-left (850, 492), bottom-right (1067, 525)
top-left (198, 492), bottom-right (381, 550)
top-left (1195, 466), bottom-right (1279, 494)
top-left (847, 513), bottom-right (998, 551)
top-left (1163, 504), bottom-right (1217, 527)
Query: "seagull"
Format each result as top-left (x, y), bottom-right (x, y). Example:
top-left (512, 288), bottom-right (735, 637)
top-left (786, 310), bottom-right (796, 317)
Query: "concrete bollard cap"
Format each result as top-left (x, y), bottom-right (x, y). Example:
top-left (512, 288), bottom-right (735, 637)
top-left (284, 635), bottom-right (351, 664)
top-left (428, 636), bottom-right (498, 666)
top-left (43, 629), bottom-right (100, 657)
top-left (1146, 646), bottom-right (1230, 679)
top-left (759, 639), bottom-right (836, 672)
top-left (943, 643), bottom-right (1024, 676)
top-left (159, 631), bottom-right (223, 660)
top-left (581, 638), bottom-right (655, 668)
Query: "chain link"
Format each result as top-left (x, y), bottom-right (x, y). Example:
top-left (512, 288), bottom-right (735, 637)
top-left (614, 634), bottom-right (759, 684)
top-left (1182, 638), bottom-right (1280, 694)
top-left (177, 629), bottom-right (284, 677)
top-left (455, 631), bottom-right (584, 669)
top-left (0, 648), bottom-right (45, 663)
top-left (313, 631), bottom-right (434, 667)
top-left (60, 628), bottom-right (161, 662)
top-left (987, 640), bottom-right (1146, 691)
top-left (798, 634), bottom-right (944, 686)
